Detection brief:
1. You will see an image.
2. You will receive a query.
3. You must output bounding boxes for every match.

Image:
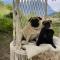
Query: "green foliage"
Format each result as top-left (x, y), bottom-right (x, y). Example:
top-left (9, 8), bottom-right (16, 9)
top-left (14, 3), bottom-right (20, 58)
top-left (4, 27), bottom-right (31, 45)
top-left (52, 21), bottom-right (60, 37)
top-left (0, 6), bottom-right (10, 17)
top-left (0, 4), bottom-right (13, 33)
top-left (51, 12), bottom-right (60, 18)
top-left (6, 4), bottom-right (12, 10)
top-left (0, 16), bottom-right (13, 33)
top-left (5, 12), bottom-right (13, 19)
top-left (0, 0), bottom-right (4, 6)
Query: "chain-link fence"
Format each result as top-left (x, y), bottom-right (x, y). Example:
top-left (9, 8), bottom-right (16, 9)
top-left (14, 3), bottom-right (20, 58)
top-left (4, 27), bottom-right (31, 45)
top-left (14, 0), bottom-right (47, 28)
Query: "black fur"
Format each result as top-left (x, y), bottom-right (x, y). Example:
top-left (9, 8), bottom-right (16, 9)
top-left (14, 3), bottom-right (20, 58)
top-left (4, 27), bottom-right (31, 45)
top-left (36, 20), bottom-right (56, 48)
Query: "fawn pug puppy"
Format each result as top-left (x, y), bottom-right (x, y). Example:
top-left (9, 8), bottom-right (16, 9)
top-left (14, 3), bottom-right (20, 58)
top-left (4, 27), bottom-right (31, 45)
top-left (22, 17), bottom-right (42, 44)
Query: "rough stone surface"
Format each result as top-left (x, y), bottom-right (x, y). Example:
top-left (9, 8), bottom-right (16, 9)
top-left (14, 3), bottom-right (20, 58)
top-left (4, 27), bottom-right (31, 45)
top-left (10, 41), bottom-right (60, 60)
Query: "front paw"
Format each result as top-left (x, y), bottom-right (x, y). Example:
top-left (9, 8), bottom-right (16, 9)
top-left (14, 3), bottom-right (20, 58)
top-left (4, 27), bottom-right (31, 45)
top-left (21, 45), bottom-right (26, 50)
top-left (22, 41), bottom-right (28, 45)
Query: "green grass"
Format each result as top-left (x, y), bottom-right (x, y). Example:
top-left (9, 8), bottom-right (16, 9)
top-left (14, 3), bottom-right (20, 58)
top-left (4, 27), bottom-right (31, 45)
top-left (52, 21), bottom-right (60, 37)
top-left (0, 6), bottom-right (10, 17)
top-left (51, 12), bottom-right (60, 18)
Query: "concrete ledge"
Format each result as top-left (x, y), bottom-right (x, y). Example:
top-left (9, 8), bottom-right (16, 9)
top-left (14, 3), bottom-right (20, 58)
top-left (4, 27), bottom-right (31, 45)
top-left (10, 36), bottom-right (60, 60)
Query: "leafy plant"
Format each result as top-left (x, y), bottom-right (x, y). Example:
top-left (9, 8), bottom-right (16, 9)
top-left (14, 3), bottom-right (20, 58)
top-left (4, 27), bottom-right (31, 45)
top-left (6, 4), bottom-right (12, 10)
top-left (0, 16), bottom-right (13, 33)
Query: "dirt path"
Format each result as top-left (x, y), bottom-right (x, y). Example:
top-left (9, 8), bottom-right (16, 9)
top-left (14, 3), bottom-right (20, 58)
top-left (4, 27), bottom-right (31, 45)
top-left (0, 32), bottom-right (12, 60)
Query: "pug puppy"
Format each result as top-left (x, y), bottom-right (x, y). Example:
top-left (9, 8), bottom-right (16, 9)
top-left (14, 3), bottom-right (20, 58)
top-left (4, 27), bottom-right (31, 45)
top-left (36, 20), bottom-right (56, 48)
top-left (22, 17), bottom-right (42, 44)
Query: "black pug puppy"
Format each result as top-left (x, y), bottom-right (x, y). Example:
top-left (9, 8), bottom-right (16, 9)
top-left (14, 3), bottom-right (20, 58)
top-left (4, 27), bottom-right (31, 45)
top-left (36, 20), bottom-right (56, 48)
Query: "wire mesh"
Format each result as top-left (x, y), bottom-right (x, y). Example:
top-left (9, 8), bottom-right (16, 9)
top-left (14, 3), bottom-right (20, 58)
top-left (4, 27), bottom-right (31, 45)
top-left (13, 0), bottom-right (46, 28)
top-left (19, 0), bottom-right (45, 17)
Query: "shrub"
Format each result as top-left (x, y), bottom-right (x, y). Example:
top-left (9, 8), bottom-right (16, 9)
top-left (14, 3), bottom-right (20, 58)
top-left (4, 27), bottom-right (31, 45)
top-left (0, 16), bottom-right (13, 33)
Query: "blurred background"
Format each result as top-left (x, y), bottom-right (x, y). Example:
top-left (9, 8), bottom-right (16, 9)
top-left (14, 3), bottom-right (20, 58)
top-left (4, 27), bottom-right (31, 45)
top-left (0, 0), bottom-right (60, 60)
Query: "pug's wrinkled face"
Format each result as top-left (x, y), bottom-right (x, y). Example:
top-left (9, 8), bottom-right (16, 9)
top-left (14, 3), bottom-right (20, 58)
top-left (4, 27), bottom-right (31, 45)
top-left (42, 20), bottom-right (52, 29)
top-left (22, 17), bottom-right (42, 44)
top-left (28, 17), bottom-right (42, 28)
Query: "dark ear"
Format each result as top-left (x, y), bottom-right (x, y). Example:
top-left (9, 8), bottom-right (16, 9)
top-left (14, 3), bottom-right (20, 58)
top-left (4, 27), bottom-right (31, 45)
top-left (42, 21), bottom-right (46, 25)
top-left (28, 17), bottom-right (32, 22)
top-left (37, 17), bottom-right (42, 20)
top-left (48, 20), bottom-right (52, 23)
